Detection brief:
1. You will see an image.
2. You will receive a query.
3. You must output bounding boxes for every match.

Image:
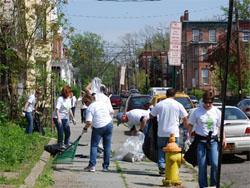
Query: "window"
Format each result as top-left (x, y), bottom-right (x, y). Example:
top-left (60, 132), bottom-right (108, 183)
top-left (201, 69), bottom-right (209, 84)
top-left (209, 29), bottom-right (216, 42)
top-left (192, 29), bottom-right (200, 42)
top-left (201, 47), bottom-right (207, 61)
top-left (242, 30), bottom-right (250, 42)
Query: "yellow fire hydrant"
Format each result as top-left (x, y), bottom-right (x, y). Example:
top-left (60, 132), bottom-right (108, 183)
top-left (162, 133), bottom-right (183, 186)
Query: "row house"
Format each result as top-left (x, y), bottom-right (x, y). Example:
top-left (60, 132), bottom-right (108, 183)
top-left (51, 31), bottom-right (74, 86)
top-left (181, 10), bottom-right (250, 93)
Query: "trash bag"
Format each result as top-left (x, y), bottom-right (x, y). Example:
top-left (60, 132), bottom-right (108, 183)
top-left (91, 77), bottom-right (102, 94)
top-left (183, 138), bottom-right (198, 167)
top-left (114, 132), bottom-right (145, 162)
top-left (142, 117), bottom-right (158, 163)
top-left (44, 144), bottom-right (64, 156)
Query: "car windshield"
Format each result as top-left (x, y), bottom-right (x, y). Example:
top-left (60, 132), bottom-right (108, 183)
top-left (243, 99), bottom-right (250, 105)
top-left (130, 96), bottom-right (151, 106)
top-left (175, 97), bottom-right (193, 109)
top-left (219, 107), bottom-right (248, 120)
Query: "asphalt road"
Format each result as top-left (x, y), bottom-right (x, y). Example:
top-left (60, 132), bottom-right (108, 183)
top-left (220, 154), bottom-right (250, 188)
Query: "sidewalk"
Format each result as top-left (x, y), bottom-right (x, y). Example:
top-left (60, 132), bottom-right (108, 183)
top-left (52, 105), bottom-right (199, 188)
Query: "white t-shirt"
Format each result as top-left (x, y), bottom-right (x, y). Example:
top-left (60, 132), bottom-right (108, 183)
top-left (150, 98), bottom-right (188, 137)
top-left (95, 93), bottom-right (114, 116)
top-left (189, 105), bottom-right (221, 137)
top-left (26, 94), bottom-right (36, 112)
top-left (85, 101), bottom-right (112, 128)
top-left (53, 96), bottom-right (72, 120)
top-left (126, 109), bottom-right (150, 127)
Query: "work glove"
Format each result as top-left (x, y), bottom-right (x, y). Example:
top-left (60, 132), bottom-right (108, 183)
top-left (83, 127), bottom-right (88, 133)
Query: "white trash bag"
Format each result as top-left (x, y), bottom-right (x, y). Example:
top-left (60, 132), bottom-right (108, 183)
top-left (114, 132), bottom-right (145, 162)
top-left (91, 77), bottom-right (102, 94)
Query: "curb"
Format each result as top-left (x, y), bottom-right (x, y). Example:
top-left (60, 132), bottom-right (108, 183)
top-left (20, 139), bottom-right (56, 188)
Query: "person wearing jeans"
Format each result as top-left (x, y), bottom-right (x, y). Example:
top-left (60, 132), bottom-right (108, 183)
top-left (83, 93), bottom-right (113, 172)
top-left (150, 88), bottom-right (189, 175)
top-left (23, 88), bottom-right (42, 134)
top-left (188, 90), bottom-right (227, 188)
top-left (53, 85), bottom-right (76, 148)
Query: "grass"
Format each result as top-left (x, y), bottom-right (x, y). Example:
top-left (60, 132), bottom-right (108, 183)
top-left (0, 122), bottom-right (54, 187)
top-left (115, 160), bottom-right (128, 188)
top-left (34, 158), bottom-right (55, 188)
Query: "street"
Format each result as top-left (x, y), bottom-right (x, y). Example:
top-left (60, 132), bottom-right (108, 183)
top-left (221, 154), bottom-right (250, 188)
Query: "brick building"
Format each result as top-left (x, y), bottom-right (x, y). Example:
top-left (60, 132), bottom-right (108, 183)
top-left (181, 10), bottom-right (250, 93)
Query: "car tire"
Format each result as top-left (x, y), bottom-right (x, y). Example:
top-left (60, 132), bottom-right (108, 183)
top-left (246, 152), bottom-right (250, 161)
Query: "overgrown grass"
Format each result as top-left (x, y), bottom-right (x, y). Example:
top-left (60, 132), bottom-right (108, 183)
top-left (0, 122), bottom-right (51, 187)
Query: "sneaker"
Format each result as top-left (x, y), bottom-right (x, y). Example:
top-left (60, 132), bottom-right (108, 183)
top-left (84, 165), bottom-right (95, 172)
top-left (102, 168), bottom-right (109, 172)
top-left (159, 168), bottom-right (165, 176)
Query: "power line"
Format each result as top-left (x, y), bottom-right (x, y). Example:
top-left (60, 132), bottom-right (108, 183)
top-left (66, 7), bottom-right (225, 20)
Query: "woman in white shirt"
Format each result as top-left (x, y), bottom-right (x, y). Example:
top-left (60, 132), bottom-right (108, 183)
top-left (53, 85), bottom-right (75, 148)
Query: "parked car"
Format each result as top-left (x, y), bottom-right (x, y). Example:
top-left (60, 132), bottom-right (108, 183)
top-left (148, 87), bottom-right (172, 96)
top-left (237, 98), bottom-right (250, 118)
top-left (219, 106), bottom-right (250, 160)
top-left (110, 95), bottom-right (122, 109)
top-left (150, 92), bottom-right (195, 112)
top-left (189, 95), bottom-right (198, 106)
top-left (123, 94), bottom-right (152, 112)
top-left (128, 88), bottom-right (140, 96)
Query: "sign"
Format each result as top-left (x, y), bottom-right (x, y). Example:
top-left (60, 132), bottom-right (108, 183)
top-left (120, 66), bottom-right (126, 85)
top-left (168, 21), bottom-right (182, 66)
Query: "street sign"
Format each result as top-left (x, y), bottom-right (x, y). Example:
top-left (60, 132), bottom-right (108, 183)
top-left (120, 66), bottom-right (126, 85)
top-left (168, 21), bottom-right (182, 66)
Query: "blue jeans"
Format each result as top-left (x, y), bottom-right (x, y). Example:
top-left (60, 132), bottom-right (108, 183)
top-left (197, 139), bottom-right (218, 188)
top-left (157, 136), bottom-right (179, 169)
top-left (53, 118), bottom-right (71, 145)
top-left (25, 112), bottom-right (33, 134)
top-left (89, 122), bottom-right (113, 169)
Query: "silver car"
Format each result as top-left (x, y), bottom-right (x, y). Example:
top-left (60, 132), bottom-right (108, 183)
top-left (237, 98), bottom-right (250, 118)
top-left (220, 106), bottom-right (250, 160)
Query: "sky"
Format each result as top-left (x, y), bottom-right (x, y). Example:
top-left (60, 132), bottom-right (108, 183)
top-left (63, 0), bottom-right (229, 43)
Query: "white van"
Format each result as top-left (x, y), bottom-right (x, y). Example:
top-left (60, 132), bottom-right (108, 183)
top-left (148, 87), bottom-right (172, 96)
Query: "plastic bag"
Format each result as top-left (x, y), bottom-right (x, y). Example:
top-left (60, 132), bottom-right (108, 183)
top-left (114, 132), bottom-right (145, 162)
top-left (91, 77), bottom-right (102, 94)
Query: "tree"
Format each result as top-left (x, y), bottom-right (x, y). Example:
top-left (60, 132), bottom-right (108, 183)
top-left (207, 33), bottom-right (250, 96)
top-left (0, 0), bottom-right (68, 120)
top-left (68, 32), bottom-right (117, 88)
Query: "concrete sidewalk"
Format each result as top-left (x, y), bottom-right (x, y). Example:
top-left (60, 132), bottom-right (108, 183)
top-left (52, 106), bottom-right (199, 188)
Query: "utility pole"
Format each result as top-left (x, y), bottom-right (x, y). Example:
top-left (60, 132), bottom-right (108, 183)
top-left (217, 0), bottom-right (234, 187)
top-left (235, 0), bottom-right (242, 101)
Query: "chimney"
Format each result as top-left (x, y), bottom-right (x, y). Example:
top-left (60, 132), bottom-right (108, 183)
top-left (180, 16), bottom-right (184, 22)
top-left (184, 10), bottom-right (189, 21)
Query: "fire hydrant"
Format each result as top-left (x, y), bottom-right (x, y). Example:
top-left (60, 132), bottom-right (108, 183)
top-left (162, 133), bottom-right (183, 186)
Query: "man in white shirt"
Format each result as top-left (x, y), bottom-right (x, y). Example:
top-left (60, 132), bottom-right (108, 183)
top-left (118, 109), bottom-right (150, 133)
top-left (150, 88), bottom-right (189, 175)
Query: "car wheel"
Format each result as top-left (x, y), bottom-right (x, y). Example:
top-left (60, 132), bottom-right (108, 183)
top-left (246, 152), bottom-right (250, 161)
